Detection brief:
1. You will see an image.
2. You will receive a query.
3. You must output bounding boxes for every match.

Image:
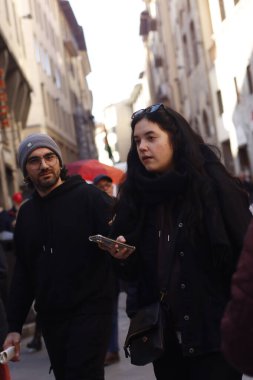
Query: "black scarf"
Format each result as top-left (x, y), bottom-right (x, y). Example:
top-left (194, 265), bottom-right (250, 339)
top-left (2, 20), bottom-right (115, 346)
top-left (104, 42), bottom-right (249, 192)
top-left (133, 169), bottom-right (189, 205)
top-left (115, 164), bottom-right (238, 268)
top-left (111, 169), bottom-right (188, 244)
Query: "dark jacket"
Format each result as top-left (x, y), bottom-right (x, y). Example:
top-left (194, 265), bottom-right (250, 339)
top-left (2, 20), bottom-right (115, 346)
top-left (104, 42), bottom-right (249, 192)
top-left (221, 218), bottom-right (253, 375)
top-left (111, 169), bottom-right (251, 357)
top-left (0, 209), bottom-right (12, 233)
top-left (0, 243), bottom-right (8, 347)
top-left (7, 175), bottom-right (115, 333)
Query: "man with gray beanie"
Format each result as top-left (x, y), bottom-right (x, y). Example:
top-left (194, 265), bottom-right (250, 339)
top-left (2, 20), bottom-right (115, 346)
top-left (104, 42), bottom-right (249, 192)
top-left (3, 133), bottom-right (115, 380)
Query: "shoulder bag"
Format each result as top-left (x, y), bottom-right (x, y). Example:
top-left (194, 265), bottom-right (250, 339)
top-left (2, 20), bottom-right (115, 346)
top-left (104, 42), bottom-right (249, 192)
top-left (124, 298), bottom-right (164, 366)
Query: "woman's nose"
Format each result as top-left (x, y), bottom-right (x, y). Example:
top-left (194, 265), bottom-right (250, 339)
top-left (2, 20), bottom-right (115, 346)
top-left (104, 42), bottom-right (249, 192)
top-left (139, 140), bottom-right (147, 151)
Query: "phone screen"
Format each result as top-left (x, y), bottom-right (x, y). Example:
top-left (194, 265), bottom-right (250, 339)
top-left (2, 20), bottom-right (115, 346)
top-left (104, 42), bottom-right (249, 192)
top-left (89, 234), bottom-right (136, 253)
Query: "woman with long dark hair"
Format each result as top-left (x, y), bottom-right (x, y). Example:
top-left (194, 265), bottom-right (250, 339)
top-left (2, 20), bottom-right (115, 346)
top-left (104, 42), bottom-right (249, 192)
top-left (106, 104), bottom-right (251, 380)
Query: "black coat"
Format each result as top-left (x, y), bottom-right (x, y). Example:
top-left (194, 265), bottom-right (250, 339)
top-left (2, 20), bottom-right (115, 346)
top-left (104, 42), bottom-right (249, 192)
top-left (7, 175), bottom-right (115, 333)
top-left (112, 168), bottom-right (251, 357)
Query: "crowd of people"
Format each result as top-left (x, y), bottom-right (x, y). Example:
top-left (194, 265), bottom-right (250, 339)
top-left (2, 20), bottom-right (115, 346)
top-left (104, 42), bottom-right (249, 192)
top-left (0, 103), bottom-right (253, 380)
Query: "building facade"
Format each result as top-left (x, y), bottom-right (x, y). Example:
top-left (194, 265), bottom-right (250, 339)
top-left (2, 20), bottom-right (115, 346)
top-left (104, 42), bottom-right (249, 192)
top-left (133, 0), bottom-right (253, 176)
top-left (205, 0), bottom-right (253, 175)
top-left (0, 0), bottom-right (96, 207)
top-left (140, 0), bottom-right (218, 147)
top-left (0, 0), bottom-right (32, 207)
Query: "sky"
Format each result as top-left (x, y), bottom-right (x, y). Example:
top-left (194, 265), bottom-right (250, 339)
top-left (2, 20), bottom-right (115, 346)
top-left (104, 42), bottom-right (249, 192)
top-left (69, 0), bottom-right (146, 122)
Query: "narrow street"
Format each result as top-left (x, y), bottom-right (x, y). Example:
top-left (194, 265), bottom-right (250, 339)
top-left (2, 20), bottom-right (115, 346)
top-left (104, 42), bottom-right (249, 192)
top-left (8, 292), bottom-right (155, 380)
top-left (8, 292), bottom-right (252, 380)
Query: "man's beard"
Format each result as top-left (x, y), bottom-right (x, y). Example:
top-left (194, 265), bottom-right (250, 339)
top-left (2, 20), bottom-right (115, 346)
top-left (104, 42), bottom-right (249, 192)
top-left (35, 170), bottom-right (60, 191)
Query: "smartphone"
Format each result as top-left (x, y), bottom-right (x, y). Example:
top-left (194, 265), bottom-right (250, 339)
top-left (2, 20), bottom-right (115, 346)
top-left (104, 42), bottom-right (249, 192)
top-left (89, 234), bottom-right (136, 253)
top-left (0, 346), bottom-right (15, 364)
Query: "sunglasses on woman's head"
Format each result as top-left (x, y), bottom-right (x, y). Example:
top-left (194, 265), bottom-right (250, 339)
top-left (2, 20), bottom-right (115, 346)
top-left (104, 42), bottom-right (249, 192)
top-left (131, 103), bottom-right (167, 120)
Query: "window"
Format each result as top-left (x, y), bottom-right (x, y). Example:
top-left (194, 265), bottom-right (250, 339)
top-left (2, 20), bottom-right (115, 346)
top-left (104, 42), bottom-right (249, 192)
top-left (175, 78), bottom-right (183, 105)
top-left (40, 46), bottom-right (46, 71)
top-left (46, 92), bottom-right (53, 120)
top-left (55, 68), bottom-right (61, 89)
top-left (179, 10), bottom-right (184, 27)
top-left (219, 0), bottom-right (226, 21)
top-left (193, 117), bottom-right (200, 135)
top-left (154, 56), bottom-right (163, 68)
top-left (43, 12), bottom-right (48, 37)
top-left (40, 83), bottom-right (47, 116)
top-left (182, 34), bottom-right (191, 75)
top-left (222, 140), bottom-right (234, 174)
top-left (150, 18), bottom-right (157, 31)
top-left (202, 110), bottom-right (212, 137)
top-left (45, 52), bottom-right (51, 76)
top-left (234, 77), bottom-right (240, 103)
top-left (190, 21), bottom-right (199, 66)
top-left (217, 90), bottom-right (224, 115)
top-left (246, 65), bottom-right (253, 94)
top-left (140, 11), bottom-right (150, 36)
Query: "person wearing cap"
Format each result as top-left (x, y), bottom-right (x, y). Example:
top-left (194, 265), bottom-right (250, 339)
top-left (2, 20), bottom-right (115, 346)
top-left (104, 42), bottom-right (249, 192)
top-left (93, 174), bottom-right (114, 197)
top-left (3, 133), bottom-right (115, 380)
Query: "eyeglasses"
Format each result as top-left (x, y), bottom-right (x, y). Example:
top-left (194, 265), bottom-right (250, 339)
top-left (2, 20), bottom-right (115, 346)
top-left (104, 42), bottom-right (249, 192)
top-left (131, 103), bottom-right (166, 120)
top-left (26, 153), bottom-right (58, 169)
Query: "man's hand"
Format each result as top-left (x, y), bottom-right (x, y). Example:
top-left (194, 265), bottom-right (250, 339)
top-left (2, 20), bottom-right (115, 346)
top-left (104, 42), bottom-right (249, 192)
top-left (3, 332), bottom-right (21, 361)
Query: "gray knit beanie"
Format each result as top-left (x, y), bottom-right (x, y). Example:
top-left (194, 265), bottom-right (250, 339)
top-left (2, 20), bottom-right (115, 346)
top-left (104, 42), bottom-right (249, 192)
top-left (17, 133), bottom-right (63, 175)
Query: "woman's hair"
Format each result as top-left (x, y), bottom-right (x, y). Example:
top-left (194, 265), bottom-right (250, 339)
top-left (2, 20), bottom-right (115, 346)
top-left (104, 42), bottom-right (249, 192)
top-left (115, 105), bottom-right (240, 238)
top-left (129, 105), bottom-right (209, 177)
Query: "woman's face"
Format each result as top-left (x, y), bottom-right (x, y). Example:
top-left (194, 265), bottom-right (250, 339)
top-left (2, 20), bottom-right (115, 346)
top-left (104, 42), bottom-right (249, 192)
top-left (133, 118), bottom-right (174, 174)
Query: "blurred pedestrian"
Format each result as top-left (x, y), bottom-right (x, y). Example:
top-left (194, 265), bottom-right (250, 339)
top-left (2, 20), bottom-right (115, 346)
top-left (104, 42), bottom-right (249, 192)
top-left (0, 205), bottom-right (13, 244)
top-left (5, 192), bottom-right (25, 293)
top-left (0, 205), bottom-right (14, 291)
top-left (93, 174), bottom-right (120, 366)
top-left (0, 243), bottom-right (8, 347)
top-left (0, 243), bottom-right (9, 380)
top-left (221, 217), bottom-right (253, 376)
top-left (238, 169), bottom-right (253, 210)
top-left (3, 133), bottom-right (115, 380)
top-left (104, 104), bottom-right (251, 380)
top-left (8, 192), bottom-right (24, 229)
top-left (93, 174), bottom-right (114, 197)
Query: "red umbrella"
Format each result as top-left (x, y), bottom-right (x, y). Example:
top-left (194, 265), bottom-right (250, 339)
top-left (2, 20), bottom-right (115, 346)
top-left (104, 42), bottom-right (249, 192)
top-left (66, 159), bottom-right (125, 184)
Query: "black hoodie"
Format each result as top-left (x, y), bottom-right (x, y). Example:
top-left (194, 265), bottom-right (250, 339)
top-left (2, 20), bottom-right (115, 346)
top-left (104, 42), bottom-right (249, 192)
top-left (7, 175), bottom-right (115, 333)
